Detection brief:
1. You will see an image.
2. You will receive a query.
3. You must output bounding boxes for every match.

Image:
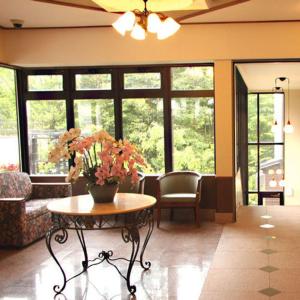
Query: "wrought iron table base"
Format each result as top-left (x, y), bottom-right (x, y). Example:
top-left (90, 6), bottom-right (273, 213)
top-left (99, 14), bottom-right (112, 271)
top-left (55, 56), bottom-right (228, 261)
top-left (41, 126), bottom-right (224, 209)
top-left (45, 208), bottom-right (154, 296)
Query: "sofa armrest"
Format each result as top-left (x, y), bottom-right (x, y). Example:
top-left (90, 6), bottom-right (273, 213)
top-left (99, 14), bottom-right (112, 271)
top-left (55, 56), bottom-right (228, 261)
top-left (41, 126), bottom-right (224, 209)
top-left (0, 198), bottom-right (26, 222)
top-left (31, 183), bottom-right (72, 199)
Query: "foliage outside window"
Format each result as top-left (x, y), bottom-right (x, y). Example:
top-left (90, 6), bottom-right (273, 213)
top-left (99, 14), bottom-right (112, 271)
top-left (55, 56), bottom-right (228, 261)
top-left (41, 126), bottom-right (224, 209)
top-left (123, 98), bottom-right (164, 174)
top-left (172, 97), bottom-right (214, 173)
top-left (27, 100), bottom-right (67, 175)
top-left (20, 65), bottom-right (215, 175)
top-left (0, 67), bottom-right (20, 172)
top-left (247, 93), bottom-right (284, 205)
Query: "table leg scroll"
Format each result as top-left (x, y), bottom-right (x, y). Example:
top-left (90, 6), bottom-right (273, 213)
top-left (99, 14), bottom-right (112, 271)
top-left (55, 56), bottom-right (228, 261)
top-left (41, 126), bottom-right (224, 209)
top-left (45, 225), bottom-right (68, 295)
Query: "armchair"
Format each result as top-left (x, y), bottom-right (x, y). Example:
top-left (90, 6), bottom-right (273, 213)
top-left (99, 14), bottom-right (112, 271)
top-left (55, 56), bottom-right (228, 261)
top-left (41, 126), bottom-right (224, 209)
top-left (118, 172), bottom-right (145, 194)
top-left (157, 171), bottom-right (203, 227)
top-left (0, 172), bottom-right (71, 247)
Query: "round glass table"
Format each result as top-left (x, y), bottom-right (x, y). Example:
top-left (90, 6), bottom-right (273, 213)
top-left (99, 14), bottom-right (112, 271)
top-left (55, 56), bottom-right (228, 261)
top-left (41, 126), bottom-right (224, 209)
top-left (46, 193), bottom-right (156, 296)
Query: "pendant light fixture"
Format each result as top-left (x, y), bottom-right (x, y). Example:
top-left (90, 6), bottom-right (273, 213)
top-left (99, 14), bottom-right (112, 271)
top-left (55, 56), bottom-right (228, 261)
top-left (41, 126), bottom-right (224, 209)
top-left (273, 77), bottom-right (294, 134)
top-left (112, 0), bottom-right (181, 40)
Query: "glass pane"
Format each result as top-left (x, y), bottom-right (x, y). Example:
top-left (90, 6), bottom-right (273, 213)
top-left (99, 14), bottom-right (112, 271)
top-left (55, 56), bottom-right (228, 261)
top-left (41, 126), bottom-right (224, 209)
top-left (123, 98), bottom-right (164, 174)
top-left (259, 145), bottom-right (284, 192)
top-left (248, 194), bottom-right (258, 206)
top-left (27, 100), bottom-right (67, 174)
top-left (248, 94), bottom-right (257, 143)
top-left (172, 97), bottom-right (215, 173)
top-left (248, 145), bottom-right (258, 191)
top-left (124, 73), bottom-right (161, 89)
top-left (75, 74), bottom-right (111, 90)
top-left (171, 66), bottom-right (214, 90)
top-left (28, 75), bottom-right (63, 91)
top-left (259, 93), bottom-right (284, 143)
top-left (0, 67), bottom-right (20, 172)
top-left (74, 99), bottom-right (114, 136)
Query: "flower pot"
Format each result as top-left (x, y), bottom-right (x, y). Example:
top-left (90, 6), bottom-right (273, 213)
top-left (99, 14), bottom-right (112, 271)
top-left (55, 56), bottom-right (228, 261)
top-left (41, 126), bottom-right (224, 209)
top-left (88, 183), bottom-right (119, 203)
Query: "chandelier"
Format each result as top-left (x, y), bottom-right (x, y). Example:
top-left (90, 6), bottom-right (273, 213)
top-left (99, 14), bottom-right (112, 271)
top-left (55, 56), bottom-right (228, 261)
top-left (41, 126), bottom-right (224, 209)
top-left (112, 0), bottom-right (181, 40)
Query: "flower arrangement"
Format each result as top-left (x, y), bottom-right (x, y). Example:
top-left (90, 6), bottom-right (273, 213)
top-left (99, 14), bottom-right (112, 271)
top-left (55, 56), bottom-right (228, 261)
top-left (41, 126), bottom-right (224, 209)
top-left (48, 128), bottom-right (146, 187)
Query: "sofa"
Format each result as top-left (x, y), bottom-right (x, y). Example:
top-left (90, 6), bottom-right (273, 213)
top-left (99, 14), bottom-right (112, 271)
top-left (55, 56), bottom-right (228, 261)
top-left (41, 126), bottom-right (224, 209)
top-left (0, 172), bottom-right (72, 247)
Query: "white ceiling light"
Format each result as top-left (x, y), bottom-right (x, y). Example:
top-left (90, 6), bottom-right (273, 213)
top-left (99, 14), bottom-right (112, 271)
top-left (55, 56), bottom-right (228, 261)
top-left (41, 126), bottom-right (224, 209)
top-left (112, 0), bottom-right (181, 40)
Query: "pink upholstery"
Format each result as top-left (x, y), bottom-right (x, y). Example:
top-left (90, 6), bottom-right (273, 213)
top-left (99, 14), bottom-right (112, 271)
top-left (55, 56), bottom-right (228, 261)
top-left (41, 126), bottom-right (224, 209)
top-left (0, 172), bottom-right (72, 247)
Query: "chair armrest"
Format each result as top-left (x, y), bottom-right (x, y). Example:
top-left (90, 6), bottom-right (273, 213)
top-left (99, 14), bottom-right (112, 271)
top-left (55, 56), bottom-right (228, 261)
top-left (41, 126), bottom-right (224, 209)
top-left (195, 177), bottom-right (204, 204)
top-left (31, 183), bottom-right (72, 199)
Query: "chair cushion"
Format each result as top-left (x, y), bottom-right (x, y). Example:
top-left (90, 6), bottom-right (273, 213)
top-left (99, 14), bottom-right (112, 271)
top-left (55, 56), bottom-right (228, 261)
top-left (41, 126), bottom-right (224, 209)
top-left (0, 172), bottom-right (32, 199)
top-left (161, 193), bottom-right (197, 203)
top-left (25, 199), bottom-right (49, 220)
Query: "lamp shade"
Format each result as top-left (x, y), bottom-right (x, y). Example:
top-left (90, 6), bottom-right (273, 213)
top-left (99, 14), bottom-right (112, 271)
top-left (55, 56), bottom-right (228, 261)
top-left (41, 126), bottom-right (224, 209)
top-left (147, 13), bottom-right (161, 33)
top-left (112, 11), bottom-right (135, 35)
top-left (131, 23), bottom-right (146, 40)
top-left (157, 17), bottom-right (181, 40)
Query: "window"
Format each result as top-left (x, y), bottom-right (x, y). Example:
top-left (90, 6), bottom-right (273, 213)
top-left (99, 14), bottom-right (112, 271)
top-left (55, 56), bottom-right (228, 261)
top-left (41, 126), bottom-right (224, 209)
top-left (247, 93), bottom-right (284, 205)
top-left (28, 75), bottom-right (63, 91)
top-left (27, 100), bottom-right (67, 174)
top-left (74, 99), bottom-right (115, 136)
top-left (171, 66), bottom-right (214, 90)
top-left (172, 97), bottom-right (214, 173)
top-left (124, 73), bottom-right (161, 89)
top-left (0, 67), bottom-right (20, 172)
top-left (18, 64), bottom-right (215, 175)
top-left (123, 98), bottom-right (164, 173)
top-left (75, 74), bottom-right (111, 90)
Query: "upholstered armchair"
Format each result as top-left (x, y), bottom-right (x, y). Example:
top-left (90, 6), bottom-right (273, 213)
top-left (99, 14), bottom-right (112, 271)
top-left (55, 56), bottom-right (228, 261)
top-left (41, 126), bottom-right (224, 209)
top-left (118, 172), bottom-right (145, 194)
top-left (0, 172), bottom-right (72, 247)
top-left (157, 171), bottom-right (203, 227)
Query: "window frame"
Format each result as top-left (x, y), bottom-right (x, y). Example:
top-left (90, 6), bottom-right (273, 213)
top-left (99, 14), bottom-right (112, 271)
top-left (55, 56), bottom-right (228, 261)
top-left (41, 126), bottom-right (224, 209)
top-left (247, 92), bottom-right (285, 205)
top-left (17, 63), bottom-right (215, 175)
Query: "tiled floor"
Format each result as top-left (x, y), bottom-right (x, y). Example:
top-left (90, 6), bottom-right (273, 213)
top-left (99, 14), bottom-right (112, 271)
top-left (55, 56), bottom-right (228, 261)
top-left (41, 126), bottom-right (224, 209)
top-left (201, 206), bottom-right (300, 300)
top-left (2, 206), bottom-right (300, 299)
top-left (0, 220), bottom-right (223, 300)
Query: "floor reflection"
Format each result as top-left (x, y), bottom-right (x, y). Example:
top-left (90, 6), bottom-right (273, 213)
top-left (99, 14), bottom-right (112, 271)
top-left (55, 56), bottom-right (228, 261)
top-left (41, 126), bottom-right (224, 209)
top-left (0, 222), bottom-right (223, 300)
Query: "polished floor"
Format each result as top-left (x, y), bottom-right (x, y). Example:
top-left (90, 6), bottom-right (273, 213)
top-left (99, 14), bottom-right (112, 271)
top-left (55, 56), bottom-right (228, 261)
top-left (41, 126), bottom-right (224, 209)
top-left (0, 216), bottom-right (223, 300)
top-left (201, 206), bottom-right (300, 300)
top-left (1, 206), bottom-right (300, 300)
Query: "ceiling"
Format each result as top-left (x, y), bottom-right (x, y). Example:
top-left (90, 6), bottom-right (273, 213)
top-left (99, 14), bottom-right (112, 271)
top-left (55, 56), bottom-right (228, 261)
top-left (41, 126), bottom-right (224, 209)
top-left (0, 0), bottom-right (300, 28)
top-left (237, 63), bottom-right (300, 91)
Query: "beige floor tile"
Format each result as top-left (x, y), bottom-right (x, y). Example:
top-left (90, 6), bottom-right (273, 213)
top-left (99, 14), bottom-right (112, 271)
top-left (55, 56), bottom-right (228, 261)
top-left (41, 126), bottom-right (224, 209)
top-left (270, 252), bottom-right (300, 268)
top-left (217, 237), bottom-right (267, 251)
top-left (271, 269), bottom-right (300, 292)
top-left (199, 291), bottom-right (268, 300)
top-left (203, 269), bottom-right (269, 292)
top-left (272, 292), bottom-right (300, 300)
top-left (211, 251), bottom-right (268, 269)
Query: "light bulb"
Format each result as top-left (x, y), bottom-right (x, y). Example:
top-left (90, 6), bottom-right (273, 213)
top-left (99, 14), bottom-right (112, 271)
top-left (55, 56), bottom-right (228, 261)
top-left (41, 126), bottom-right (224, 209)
top-left (269, 178), bottom-right (277, 188)
top-left (268, 169), bottom-right (274, 175)
top-left (112, 11), bottom-right (136, 35)
top-left (284, 120), bottom-right (294, 133)
top-left (157, 17), bottom-right (181, 40)
top-left (131, 24), bottom-right (146, 40)
top-left (271, 120), bottom-right (278, 133)
top-left (147, 13), bottom-right (161, 33)
top-left (279, 178), bottom-right (285, 187)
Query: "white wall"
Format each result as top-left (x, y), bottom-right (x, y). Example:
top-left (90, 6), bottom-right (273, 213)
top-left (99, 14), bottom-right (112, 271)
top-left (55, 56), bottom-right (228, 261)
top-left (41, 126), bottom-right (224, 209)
top-left (3, 22), bottom-right (300, 67)
top-left (285, 89), bottom-right (300, 205)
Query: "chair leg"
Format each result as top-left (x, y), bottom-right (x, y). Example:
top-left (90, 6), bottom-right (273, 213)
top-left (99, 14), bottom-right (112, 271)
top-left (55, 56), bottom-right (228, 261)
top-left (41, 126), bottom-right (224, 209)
top-left (195, 206), bottom-right (200, 227)
top-left (157, 207), bottom-right (161, 228)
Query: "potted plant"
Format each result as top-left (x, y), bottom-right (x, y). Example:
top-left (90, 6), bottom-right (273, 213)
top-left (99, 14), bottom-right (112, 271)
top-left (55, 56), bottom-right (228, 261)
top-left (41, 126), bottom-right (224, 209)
top-left (48, 128), bottom-right (146, 203)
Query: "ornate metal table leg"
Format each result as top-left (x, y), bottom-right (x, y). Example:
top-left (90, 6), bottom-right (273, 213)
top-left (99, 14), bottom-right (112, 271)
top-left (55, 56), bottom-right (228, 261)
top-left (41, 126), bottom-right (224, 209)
top-left (75, 226), bottom-right (88, 271)
top-left (122, 224), bottom-right (140, 295)
top-left (139, 208), bottom-right (154, 270)
top-left (45, 224), bottom-right (68, 295)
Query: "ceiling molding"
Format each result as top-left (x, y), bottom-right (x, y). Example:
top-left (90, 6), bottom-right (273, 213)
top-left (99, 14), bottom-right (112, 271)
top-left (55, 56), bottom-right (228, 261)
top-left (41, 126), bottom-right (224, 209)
top-left (177, 0), bottom-right (251, 22)
top-left (33, 0), bottom-right (110, 13)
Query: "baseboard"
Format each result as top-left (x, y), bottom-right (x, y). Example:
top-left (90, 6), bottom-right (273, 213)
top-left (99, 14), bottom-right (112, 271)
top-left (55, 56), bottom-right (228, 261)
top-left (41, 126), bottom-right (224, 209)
top-left (215, 212), bottom-right (234, 224)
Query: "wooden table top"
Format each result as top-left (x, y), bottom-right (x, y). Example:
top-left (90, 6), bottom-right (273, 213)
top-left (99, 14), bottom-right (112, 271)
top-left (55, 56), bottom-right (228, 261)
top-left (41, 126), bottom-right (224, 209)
top-left (47, 193), bottom-right (156, 216)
